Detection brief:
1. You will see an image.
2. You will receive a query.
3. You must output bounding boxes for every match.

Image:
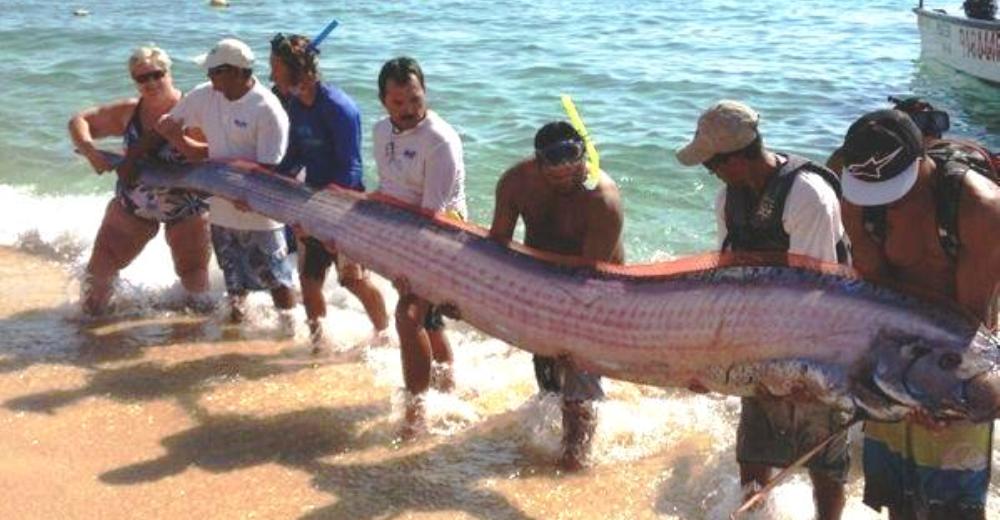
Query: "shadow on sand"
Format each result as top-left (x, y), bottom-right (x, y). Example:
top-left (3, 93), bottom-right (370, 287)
top-left (99, 404), bottom-right (387, 484)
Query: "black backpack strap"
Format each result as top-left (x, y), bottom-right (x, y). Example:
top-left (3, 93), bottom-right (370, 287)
top-left (722, 185), bottom-right (753, 252)
top-left (862, 206), bottom-right (888, 246)
top-left (933, 160), bottom-right (969, 260)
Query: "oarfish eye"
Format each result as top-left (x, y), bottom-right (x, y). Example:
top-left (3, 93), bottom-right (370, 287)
top-left (904, 343), bottom-right (931, 358)
top-left (938, 352), bottom-right (962, 371)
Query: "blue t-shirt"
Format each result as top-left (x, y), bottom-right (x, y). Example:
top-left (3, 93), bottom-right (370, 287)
top-left (279, 83), bottom-right (364, 191)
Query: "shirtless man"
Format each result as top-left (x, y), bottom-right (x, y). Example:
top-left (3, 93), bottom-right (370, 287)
top-left (839, 109), bottom-right (1000, 519)
top-left (490, 121), bottom-right (624, 471)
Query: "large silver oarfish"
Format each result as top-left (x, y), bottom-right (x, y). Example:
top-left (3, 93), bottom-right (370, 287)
top-left (112, 153), bottom-right (1000, 422)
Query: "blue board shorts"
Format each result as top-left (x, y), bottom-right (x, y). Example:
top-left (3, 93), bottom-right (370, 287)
top-left (862, 420), bottom-right (992, 516)
top-left (736, 396), bottom-right (851, 482)
top-left (211, 225), bottom-right (294, 293)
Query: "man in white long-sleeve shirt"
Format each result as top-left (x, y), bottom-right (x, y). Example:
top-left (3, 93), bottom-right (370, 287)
top-left (675, 100), bottom-right (850, 520)
top-left (372, 56), bottom-right (467, 437)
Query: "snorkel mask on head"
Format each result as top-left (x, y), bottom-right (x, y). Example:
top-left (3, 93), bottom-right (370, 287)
top-left (536, 139), bottom-right (586, 167)
top-left (270, 20), bottom-right (339, 94)
top-left (888, 95), bottom-right (951, 139)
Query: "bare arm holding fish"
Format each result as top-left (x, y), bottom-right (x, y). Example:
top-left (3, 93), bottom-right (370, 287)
top-left (489, 167), bottom-right (521, 243)
top-left (155, 115), bottom-right (208, 162)
top-left (581, 174), bottom-right (625, 264)
top-left (68, 99), bottom-right (136, 173)
top-left (956, 172), bottom-right (1000, 328)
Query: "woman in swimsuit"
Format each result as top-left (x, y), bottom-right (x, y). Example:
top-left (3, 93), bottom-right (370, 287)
top-left (68, 45), bottom-right (211, 315)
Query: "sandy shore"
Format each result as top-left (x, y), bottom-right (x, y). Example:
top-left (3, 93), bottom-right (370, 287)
top-left (0, 246), bottom-right (710, 520)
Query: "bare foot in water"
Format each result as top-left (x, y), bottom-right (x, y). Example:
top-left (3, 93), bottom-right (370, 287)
top-left (353, 328), bottom-right (392, 349)
top-left (558, 450), bottom-right (586, 473)
top-left (184, 292), bottom-right (216, 315)
top-left (559, 400), bottom-right (596, 473)
top-left (370, 328), bottom-right (392, 347)
top-left (228, 301), bottom-right (245, 323)
top-left (310, 324), bottom-right (333, 356)
top-left (430, 362), bottom-right (455, 393)
top-left (400, 394), bottom-right (427, 441)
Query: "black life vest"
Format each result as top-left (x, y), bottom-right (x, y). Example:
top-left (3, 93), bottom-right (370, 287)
top-left (723, 154), bottom-right (849, 263)
top-left (861, 140), bottom-right (999, 260)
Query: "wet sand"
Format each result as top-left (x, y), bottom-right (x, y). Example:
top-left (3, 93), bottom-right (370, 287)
top-left (0, 246), bottom-right (990, 519)
top-left (0, 246), bottom-right (696, 519)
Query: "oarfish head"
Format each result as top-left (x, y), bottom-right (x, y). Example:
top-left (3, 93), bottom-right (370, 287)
top-left (871, 327), bottom-right (1000, 422)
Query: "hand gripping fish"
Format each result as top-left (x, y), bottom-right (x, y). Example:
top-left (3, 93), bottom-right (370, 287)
top-left (97, 151), bottom-right (1000, 423)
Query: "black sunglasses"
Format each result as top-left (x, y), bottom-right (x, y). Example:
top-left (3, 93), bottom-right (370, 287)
top-left (536, 140), bottom-right (585, 166)
top-left (702, 149), bottom-right (741, 170)
top-left (909, 110), bottom-right (950, 137)
top-left (132, 69), bottom-right (166, 84)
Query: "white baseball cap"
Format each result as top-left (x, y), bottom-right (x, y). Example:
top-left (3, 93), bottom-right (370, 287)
top-left (195, 38), bottom-right (254, 70)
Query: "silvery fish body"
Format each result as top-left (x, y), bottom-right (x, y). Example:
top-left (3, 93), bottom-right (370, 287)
top-left (119, 154), bottom-right (1000, 422)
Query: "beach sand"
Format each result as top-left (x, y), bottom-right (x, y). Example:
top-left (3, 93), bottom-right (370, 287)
top-left (11, 244), bottom-right (1000, 518)
top-left (0, 246), bottom-right (725, 519)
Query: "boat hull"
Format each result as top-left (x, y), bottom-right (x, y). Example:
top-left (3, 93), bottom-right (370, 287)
top-left (915, 7), bottom-right (1000, 83)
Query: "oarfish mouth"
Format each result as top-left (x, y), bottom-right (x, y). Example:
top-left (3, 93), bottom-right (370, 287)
top-left (963, 371), bottom-right (1000, 422)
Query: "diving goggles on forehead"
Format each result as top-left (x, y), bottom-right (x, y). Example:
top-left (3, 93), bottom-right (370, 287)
top-left (909, 110), bottom-right (950, 137)
top-left (271, 32), bottom-right (319, 56)
top-left (270, 33), bottom-right (293, 52)
top-left (536, 139), bottom-right (585, 166)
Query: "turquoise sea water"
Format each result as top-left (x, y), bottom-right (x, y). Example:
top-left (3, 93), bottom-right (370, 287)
top-left (1, 0), bottom-right (998, 260)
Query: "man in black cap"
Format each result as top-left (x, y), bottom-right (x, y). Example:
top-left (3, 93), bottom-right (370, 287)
top-left (829, 96), bottom-right (997, 178)
top-left (840, 109), bottom-right (1000, 520)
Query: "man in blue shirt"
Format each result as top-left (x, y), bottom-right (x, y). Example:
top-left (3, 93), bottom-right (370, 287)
top-left (270, 33), bottom-right (388, 351)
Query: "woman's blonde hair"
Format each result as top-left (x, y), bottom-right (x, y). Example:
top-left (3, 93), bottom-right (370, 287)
top-left (128, 45), bottom-right (172, 73)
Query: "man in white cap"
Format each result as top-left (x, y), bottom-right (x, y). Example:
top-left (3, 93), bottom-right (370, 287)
top-left (840, 109), bottom-right (1000, 520)
top-left (156, 38), bottom-right (295, 322)
top-left (676, 100), bottom-right (849, 519)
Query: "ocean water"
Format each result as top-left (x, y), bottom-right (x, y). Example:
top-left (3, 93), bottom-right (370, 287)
top-left (2, 0), bottom-right (999, 258)
top-left (1, 1), bottom-right (999, 518)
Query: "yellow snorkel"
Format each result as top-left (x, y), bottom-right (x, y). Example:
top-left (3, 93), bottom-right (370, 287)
top-left (560, 94), bottom-right (600, 190)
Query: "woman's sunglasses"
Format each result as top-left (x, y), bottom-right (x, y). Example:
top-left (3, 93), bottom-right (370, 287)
top-left (132, 69), bottom-right (166, 84)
